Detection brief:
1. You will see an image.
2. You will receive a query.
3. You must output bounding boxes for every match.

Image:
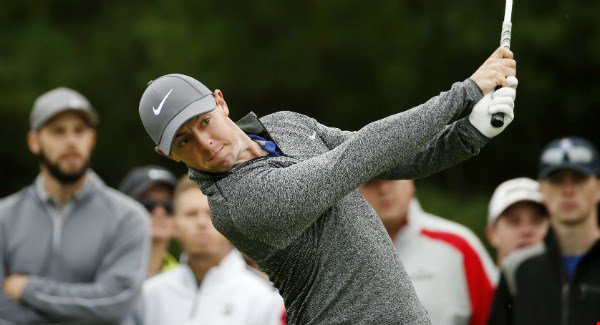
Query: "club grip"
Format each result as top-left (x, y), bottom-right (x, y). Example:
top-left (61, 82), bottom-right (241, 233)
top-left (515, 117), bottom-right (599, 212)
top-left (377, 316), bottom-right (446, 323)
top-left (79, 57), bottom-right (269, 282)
top-left (491, 21), bottom-right (512, 128)
top-left (500, 22), bottom-right (512, 49)
top-left (491, 113), bottom-right (504, 127)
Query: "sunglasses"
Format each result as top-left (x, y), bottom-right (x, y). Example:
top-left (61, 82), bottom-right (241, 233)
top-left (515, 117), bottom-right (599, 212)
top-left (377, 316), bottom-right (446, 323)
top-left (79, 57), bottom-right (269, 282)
top-left (541, 146), bottom-right (595, 165)
top-left (140, 199), bottom-right (173, 215)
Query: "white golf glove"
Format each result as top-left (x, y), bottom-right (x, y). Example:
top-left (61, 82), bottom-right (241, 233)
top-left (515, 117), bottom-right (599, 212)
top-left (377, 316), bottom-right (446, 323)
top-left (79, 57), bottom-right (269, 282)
top-left (469, 76), bottom-right (518, 138)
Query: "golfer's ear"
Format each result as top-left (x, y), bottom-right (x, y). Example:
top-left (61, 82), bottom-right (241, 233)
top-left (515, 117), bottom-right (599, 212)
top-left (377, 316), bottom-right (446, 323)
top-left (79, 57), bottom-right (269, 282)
top-left (155, 146), bottom-right (176, 161)
top-left (214, 89), bottom-right (229, 116)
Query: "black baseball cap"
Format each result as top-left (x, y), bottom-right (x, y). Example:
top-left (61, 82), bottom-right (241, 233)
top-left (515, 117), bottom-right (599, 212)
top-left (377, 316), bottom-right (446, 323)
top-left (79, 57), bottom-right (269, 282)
top-left (119, 166), bottom-right (177, 200)
top-left (538, 137), bottom-right (600, 179)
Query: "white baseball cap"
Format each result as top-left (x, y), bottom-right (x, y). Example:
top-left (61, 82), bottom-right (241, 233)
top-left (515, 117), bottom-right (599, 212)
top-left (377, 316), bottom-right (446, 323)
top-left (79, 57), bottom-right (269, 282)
top-left (488, 177), bottom-right (545, 226)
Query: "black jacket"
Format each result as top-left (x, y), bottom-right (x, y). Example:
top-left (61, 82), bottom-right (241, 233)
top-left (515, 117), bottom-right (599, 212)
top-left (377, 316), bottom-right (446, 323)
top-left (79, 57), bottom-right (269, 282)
top-left (488, 229), bottom-right (600, 325)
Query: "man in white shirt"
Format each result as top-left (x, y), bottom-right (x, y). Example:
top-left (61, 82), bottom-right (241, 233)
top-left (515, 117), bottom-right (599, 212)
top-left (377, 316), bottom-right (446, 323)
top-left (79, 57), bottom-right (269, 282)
top-left (360, 179), bottom-right (497, 325)
top-left (131, 176), bottom-right (285, 325)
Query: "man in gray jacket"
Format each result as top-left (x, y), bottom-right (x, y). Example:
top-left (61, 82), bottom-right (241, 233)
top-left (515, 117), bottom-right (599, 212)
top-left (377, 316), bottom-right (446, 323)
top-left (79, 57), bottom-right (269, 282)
top-left (0, 88), bottom-right (150, 324)
top-left (138, 47), bottom-right (517, 324)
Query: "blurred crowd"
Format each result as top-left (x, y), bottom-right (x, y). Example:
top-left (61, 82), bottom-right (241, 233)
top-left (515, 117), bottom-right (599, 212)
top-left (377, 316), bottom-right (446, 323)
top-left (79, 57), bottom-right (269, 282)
top-left (1, 87), bottom-right (599, 324)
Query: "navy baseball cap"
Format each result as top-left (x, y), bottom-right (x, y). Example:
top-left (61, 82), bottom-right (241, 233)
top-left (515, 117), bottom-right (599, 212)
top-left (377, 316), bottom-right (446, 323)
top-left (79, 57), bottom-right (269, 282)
top-left (139, 74), bottom-right (217, 155)
top-left (538, 137), bottom-right (600, 179)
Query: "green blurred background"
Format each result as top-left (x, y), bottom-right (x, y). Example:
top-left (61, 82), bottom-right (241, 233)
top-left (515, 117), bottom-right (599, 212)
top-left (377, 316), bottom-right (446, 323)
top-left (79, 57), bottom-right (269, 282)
top-left (1, 0), bottom-right (599, 256)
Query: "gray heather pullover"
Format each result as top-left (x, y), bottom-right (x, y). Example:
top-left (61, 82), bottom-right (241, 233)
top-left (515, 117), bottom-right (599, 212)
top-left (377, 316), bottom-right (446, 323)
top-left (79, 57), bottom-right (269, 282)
top-left (0, 171), bottom-right (150, 324)
top-left (189, 80), bottom-right (488, 324)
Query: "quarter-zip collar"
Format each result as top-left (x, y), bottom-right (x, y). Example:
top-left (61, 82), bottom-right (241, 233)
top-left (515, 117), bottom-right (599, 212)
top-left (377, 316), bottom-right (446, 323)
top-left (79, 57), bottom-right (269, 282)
top-left (180, 250), bottom-right (247, 319)
top-left (180, 250), bottom-right (246, 289)
top-left (32, 170), bottom-right (101, 257)
top-left (34, 170), bottom-right (96, 210)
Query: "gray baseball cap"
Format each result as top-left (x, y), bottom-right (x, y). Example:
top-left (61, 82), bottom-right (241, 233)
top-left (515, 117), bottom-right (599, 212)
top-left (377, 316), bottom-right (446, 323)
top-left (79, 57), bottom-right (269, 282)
top-left (30, 87), bottom-right (97, 130)
top-left (139, 74), bottom-right (217, 155)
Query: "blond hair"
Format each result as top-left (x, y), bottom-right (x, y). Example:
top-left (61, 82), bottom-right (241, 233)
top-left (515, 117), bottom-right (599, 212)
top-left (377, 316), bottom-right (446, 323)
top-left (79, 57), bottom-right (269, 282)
top-left (173, 176), bottom-right (202, 213)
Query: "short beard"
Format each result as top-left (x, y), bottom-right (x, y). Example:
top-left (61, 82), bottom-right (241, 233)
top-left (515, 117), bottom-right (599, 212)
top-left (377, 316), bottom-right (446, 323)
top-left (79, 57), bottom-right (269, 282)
top-left (38, 150), bottom-right (89, 185)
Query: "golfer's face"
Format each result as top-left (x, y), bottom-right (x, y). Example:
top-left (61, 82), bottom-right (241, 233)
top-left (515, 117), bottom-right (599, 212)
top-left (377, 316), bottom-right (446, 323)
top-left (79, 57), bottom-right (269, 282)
top-left (170, 107), bottom-right (239, 173)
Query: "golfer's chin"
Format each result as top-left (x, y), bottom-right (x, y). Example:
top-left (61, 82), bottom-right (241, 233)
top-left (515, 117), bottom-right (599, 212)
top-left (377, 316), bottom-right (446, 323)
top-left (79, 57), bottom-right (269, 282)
top-left (211, 162), bottom-right (235, 173)
top-left (190, 158), bottom-right (235, 174)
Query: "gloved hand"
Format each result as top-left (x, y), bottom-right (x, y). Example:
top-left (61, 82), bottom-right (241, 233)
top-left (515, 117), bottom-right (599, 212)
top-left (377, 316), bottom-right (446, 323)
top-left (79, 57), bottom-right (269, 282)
top-left (469, 76), bottom-right (518, 138)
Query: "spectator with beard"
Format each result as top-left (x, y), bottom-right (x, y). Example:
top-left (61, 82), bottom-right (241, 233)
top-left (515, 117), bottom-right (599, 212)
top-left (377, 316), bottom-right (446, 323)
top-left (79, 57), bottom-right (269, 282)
top-left (0, 88), bottom-right (150, 324)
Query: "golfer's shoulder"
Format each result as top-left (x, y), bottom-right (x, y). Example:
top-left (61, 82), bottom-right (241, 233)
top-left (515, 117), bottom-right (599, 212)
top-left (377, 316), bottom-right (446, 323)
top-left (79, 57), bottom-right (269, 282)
top-left (261, 110), bottom-right (315, 126)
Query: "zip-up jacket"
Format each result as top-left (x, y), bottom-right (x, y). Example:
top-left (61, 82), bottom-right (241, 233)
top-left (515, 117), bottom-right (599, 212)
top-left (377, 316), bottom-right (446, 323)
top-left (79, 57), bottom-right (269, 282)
top-left (488, 229), bottom-right (600, 325)
top-left (189, 79), bottom-right (490, 324)
top-left (395, 200), bottom-right (497, 325)
top-left (131, 250), bottom-right (285, 325)
top-left (0, 171), bottom-right (151, 324)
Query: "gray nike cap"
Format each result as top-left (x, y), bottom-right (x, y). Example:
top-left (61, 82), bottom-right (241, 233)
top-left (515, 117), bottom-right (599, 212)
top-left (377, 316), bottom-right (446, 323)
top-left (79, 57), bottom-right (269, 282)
top-left (139, 74), bottom-right (217, 155)
top-left (30, 87), bottom-right (97, 130)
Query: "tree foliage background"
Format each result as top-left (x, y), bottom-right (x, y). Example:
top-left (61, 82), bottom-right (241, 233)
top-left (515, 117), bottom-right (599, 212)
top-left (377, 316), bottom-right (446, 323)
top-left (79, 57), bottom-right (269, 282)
top-left (1, 0), bottom-right (599, 249)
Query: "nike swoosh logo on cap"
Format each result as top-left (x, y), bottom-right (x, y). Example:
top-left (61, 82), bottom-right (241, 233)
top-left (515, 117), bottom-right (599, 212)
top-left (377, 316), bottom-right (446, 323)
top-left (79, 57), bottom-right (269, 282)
top-left (152, 89), bottom-right (173, 116)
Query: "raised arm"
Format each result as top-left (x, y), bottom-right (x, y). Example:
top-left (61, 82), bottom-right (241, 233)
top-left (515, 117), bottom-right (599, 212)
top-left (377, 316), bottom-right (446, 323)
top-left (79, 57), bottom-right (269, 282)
top-left (221, 79), bottom-right (482, 243)
top-left (377, 116), bottom-right (489, 180)
top-left (207, 48), bottom-right (515, 245)
top-left (313, 47), bottom-right (517, 181)
top-left (18, 212), bottom-right (150, 323)
top-left (312, 87), bottom-right (490, 181)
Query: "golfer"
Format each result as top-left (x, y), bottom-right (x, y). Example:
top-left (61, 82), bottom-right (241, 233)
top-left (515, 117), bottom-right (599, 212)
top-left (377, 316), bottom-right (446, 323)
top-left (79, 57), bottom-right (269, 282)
top-left (138, 47), bottom-right (517, 324)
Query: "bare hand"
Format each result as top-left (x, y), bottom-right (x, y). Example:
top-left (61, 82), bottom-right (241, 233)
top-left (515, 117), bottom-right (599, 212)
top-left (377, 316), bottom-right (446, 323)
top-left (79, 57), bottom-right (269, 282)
top-left (469, 47), bottom-right (516, 94)
top-left (3, 274), bottom-right (29, 301)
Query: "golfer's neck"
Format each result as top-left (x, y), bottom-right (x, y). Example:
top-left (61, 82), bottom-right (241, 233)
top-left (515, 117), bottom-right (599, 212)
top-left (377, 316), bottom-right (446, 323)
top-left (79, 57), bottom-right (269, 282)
top-left (236, 133), bottom-right (269, 164)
